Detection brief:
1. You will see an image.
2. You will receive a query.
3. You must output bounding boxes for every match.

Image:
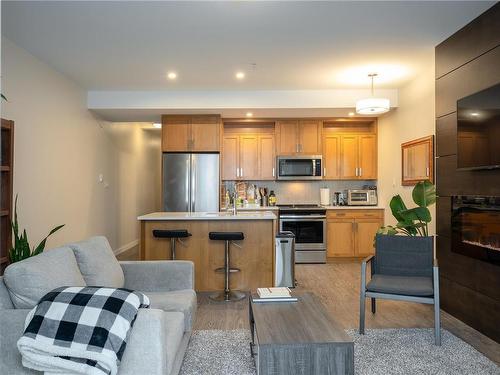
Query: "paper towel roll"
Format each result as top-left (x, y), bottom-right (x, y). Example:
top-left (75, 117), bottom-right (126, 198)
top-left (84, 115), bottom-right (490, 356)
top-left (320, 188), bottom-right (330, 206)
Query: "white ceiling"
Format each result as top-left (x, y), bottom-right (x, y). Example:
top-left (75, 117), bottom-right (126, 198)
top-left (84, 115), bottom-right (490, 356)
top-left (2, 1), bottom-right (495, 92)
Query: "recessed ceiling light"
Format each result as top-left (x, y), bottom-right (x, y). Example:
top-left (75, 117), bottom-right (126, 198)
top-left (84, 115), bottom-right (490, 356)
top-left (470, 112), bottom-right (479, 117)
top-left (236, 72), bottom-right (245, 80)
top-left (348, 112), bottom-right (355, 116)
top-left (167, 72), bottom-right (177, 80)
top-left (246, 112), bottom-right (253, 118)
top-left (153, 123), bottom-right (162, 129)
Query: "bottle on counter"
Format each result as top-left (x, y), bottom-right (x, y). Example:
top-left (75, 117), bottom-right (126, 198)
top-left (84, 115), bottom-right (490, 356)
top-left (268, 190), bottom-right (277, 206)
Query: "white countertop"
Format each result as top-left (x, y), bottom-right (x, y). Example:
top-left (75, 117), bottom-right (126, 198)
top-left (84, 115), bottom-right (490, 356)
top-left (138, 211), bottom-right (277, 221)
top-left (323, 205), bottom-right (385, 210)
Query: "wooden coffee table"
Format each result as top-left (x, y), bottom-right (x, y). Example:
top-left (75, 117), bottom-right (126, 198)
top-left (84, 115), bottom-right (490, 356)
top-left (249, 292), bottom-right (354, 375)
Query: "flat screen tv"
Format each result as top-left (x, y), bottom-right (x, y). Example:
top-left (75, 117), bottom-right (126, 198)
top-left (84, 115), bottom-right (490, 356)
top-left (457, 83), bottom-right (500, 170)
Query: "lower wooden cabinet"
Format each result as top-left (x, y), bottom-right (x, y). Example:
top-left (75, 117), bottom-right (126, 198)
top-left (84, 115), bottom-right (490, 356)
top-left (326, 209), bottom-right (383, 258)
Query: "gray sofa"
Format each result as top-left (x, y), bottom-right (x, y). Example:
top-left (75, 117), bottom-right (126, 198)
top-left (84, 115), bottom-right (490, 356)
top-left (0, 236), bottom-right (197, 375)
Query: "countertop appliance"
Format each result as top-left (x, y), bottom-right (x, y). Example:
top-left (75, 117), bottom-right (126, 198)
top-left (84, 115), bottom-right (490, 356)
top-left (278, 204), bottom-right (326, 263)
top-left (162, 153), bottom-right (219, 212)
top-left (277, 155), bottom-right (322, 180)
top-left (347, 189), bottom-right (378, 206)
top-left (275, 231), bottom-right (296, 287)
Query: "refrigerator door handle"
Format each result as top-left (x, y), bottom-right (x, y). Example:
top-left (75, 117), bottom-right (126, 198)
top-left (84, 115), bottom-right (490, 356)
top-left (191, 155), bottom-right (196, 212)
top-left (186, 157), bottom-right (191, 212)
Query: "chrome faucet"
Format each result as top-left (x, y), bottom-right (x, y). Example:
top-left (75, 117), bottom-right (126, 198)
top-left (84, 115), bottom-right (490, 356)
top-left (230, 182), bottom-right (245, 215)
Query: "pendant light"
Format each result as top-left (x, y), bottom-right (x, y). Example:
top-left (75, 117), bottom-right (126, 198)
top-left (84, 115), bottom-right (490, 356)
top-left (356, 73), bottom-right (390, 115)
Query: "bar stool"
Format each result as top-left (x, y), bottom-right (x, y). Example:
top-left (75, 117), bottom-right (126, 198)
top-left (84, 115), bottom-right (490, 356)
top-left (209, 231), bottom-right (245, 302)
top-left (152, 229), bottom-right (191, 260)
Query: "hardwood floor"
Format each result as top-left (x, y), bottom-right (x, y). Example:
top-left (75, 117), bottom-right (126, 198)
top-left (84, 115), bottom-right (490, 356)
top-left (117, 249), bottom-right (500, 366)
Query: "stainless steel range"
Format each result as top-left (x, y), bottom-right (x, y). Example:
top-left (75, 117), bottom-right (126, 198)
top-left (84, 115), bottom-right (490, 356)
top-left (278, 204), bottom-right (326, 264)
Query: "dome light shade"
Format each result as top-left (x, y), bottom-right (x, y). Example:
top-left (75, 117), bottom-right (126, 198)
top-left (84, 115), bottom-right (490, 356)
top-left (356, 97), bottom-right (390, 115)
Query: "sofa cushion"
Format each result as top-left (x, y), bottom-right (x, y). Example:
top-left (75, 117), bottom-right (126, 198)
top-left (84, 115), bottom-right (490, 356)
top-left (3, 247), bottom-right (86, 309)
top-left (145, 289), bottom-right (197, 332)
top-left (68, 236), bottom-right (124, 288)
top-left (366, 274), bottom-right (434, 297)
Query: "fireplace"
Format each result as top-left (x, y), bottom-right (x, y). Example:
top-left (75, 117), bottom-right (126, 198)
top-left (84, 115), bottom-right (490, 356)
top-left (452, 196), bottom-right (500, 265)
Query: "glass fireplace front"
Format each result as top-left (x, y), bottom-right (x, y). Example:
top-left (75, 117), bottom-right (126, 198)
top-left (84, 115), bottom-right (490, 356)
top-left (452, 196), bottom-right (500, 265)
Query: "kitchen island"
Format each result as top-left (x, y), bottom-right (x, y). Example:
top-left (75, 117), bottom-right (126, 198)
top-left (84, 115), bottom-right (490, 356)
top-left (138, 211), bottom-right (277, 292)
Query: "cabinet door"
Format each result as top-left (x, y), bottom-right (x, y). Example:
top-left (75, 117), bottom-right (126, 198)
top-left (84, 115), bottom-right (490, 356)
top-left (327, 220), bottom-right (355, 257)
top-left (323, 135), bottom-right (340, 179)
top-left (239, 135), bottom-right (259, 180)
top-left (355, 218), bottom-right (383, 257)
top-left (341, 135), bottom-right (359, 179)
top-left (222, 136), bottom-right (239, 180)
top-left (277, 121), bottom-right (299, 155)
top-left (162, 117), bottom-right (191, 152)
top-left (359, 135), bottom-right (377, 179)
top-left (259, 135), bottom-right (275, 180)
top-left (299, 120), bottom-right (321, 154)
top-left (191, 116), bottom-right (220, 152)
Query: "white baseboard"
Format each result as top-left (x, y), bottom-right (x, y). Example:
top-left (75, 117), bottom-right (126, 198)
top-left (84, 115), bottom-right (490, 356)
top-left (114, 239), bottom-right (139, 256)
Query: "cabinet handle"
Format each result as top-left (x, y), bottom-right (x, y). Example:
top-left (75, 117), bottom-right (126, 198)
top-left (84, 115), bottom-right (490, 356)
top-left (272, 167), bottom-right (275, 177)
top-left (240, 168), bottom-right (243, 177)
top-left (236, 168), bottom-right (239, 178)
top-left (359, 167), bottom-right (362, 177)
top-left (355, 168), bottom-right (358, 177)
top-left (323, 167), bottom-right (326, 176)
top-left (296, 144), bottom-right (299, 153)
top-left (426, 167), bottom-right (430, 177)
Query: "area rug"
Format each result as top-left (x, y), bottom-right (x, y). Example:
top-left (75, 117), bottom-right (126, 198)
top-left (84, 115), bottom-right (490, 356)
top-left (179, 328), bottom-right (499, 375)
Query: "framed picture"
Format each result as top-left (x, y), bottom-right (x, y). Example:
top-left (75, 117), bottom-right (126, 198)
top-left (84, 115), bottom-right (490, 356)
top-left (401, 135), bottom-right (434, 186)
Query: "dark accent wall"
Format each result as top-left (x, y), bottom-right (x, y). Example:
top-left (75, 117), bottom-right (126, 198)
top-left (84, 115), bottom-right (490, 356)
top-left (435, 3), bottom-right (500, 342)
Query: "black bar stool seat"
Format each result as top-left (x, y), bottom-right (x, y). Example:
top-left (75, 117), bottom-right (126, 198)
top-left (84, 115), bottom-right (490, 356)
top-left (152, 229), bottom-right (192, 260)
top-left (209, 231), bottom-right (245, 302)
top-left (209, 232), bottom-right (244, 241)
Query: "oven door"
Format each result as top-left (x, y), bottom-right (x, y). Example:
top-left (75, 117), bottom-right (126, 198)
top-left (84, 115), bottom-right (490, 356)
top-left (279, 217), bottom-right (326, 250)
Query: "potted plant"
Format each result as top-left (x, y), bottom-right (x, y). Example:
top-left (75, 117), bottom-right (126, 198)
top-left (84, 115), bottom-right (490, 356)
top-left (377, 180), bottom-right (436, 237)
top-left (9, 196), bottom-right (65, 263)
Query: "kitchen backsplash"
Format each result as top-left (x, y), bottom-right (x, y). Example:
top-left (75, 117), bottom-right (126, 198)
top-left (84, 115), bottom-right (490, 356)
top-left (222, 180), bottom-right (376, 205)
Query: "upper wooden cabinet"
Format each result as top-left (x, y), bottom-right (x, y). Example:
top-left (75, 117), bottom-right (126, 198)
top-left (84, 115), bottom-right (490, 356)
top-left (402, 135), bottom-right (434, 185)
top-left (339, 134), bottom-right (377, 180)
top-left (323, 135), bottom-right (341, 179)
top-left (276, 120), bottom-right (321, 155)
top-left (162, 115), bottom-right (221, 152)
top-left (222, 134), bottom-right (275, 181)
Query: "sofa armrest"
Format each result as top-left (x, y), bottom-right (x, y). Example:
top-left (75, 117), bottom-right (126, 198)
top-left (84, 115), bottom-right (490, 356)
top-left (119, 309), bottom-right (170, 375)
top-left (120, 261), bottom-right (194, 292)
top-left (0, 309), bottom-right (34, 374)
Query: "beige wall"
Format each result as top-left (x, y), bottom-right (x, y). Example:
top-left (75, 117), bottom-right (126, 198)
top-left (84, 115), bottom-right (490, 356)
top-left (377, 50), bottom-right (436, 234)
top-left (1, 38), bottom-right (160, 252)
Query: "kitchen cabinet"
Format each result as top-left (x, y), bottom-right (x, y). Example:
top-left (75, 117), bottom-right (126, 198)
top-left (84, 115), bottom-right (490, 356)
top-left (340, 134), bottom-right (377, 180)
top-left (323, 135), bottom-right (341, 179)
top-left (162, 115), bottom-right (221, 152)
top-left (222, 134), bottom-right (275, 180)
top-left (276, 120), bottom-right (321, 155)
top-left (326, 209), bottom-right (383, 258)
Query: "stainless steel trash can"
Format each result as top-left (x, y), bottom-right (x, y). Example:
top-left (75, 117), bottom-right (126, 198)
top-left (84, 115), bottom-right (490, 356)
top-left (274, 231), bottom-right (295, 288)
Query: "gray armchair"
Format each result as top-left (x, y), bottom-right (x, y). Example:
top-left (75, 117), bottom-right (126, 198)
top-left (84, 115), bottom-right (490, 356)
top-left (359, 234), bottom-right (441, 345)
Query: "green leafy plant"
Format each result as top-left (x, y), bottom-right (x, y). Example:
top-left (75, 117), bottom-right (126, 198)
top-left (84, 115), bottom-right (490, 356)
top-left (1, 93), bottom-right (6, 101)
top-left (377, 180), bottom-right (436, 237)
top-left (9, 196), bottom-right (65, 263)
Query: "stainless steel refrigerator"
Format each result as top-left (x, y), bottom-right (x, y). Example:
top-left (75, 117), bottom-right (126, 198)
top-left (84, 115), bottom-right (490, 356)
top-left (162, 153), bottom-right (220, 212)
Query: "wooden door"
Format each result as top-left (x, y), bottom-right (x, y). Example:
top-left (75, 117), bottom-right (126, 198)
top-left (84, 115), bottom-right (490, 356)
top-left (222, 136), bottom-right (239, 180)
top-left (162, 117), bottom-right (190, 152)
top-left (259, 135), bottom-right (275, 180)
top-left (327, 220), bottom-right (355, 257)
top-left (299, 120), bottom-right (321, 154)
top-left (239, 135), bottom-right (259, 180)
top-left (355, 218), bottom-right (382, 257)
top-left (191, 115), bottom-right (220, 152)
top-left (340, 135), bottom-right (359, 179)
top-left (358, 135), bottom-right (377, 179)
top-left (277, 120), bottom-right (299, 155)
top-left (323, 135), bottom-right (340, 179)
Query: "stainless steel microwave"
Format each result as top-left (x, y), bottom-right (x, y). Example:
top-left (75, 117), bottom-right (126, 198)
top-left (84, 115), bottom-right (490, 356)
top-left (277, 155), bottom-right (322, 180)
top-left (347, 189), bottom-right (378, 206)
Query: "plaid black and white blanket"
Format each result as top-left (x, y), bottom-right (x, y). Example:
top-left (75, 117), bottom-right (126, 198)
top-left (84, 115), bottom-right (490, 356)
top-left (17, 286), bottom-right (150, 375)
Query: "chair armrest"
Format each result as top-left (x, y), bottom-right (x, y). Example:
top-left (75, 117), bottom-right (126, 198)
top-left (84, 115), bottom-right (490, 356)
top-left (120, 261), bottom-right (194, 292)
top-left (360, 255), bottom-right (375, 290)
top-left (119, 309), bottom-right (171, 375)
top-left (0, 309), bottom-right (31, 374)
